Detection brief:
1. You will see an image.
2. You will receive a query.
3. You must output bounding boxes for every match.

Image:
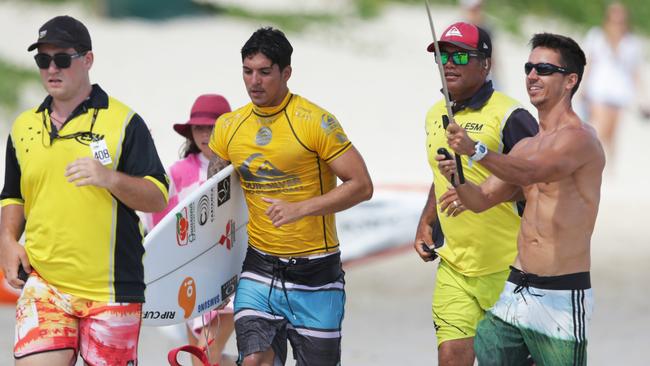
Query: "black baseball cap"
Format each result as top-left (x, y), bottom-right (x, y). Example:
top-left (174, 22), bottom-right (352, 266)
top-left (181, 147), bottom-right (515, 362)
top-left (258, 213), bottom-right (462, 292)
top-left (27, 15), bottom-right (92, 52)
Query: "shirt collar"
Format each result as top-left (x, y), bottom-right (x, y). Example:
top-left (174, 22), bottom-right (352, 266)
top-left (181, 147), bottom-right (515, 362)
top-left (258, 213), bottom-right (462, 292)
top-left (252, 92), bottom-right (293, 117)
top-left (36, 84), bottom-right (109, 120)
top-left (445, 81), bottom-right (494, 114)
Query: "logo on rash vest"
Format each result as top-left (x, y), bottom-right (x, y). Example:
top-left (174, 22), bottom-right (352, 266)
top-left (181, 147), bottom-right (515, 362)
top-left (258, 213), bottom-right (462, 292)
top-left (237, 153), bottom-right (301, 193)
top-left (463, 122), bottom-right (484, 133)
top-left (178, 277), bottom-right (197, 319)
top-left (445, 26), bottom-right (462, 37)
top-left (218, 220), bottom-right (235, 250)
top-left (255, 126), bottom-right (272, 146)
top-left (320, 113), bottom-right (341, 135)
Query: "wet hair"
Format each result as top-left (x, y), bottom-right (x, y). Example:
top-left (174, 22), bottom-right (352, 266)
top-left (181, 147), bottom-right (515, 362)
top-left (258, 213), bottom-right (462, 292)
top-left (241, 27), bottom-right (293, 70)
top-left (530, 33), bottom-right (586, 96)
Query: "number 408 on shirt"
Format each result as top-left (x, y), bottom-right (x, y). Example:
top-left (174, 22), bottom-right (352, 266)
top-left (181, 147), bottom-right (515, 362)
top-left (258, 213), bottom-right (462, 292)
top-left (90, 139), bottom-right (112, 165)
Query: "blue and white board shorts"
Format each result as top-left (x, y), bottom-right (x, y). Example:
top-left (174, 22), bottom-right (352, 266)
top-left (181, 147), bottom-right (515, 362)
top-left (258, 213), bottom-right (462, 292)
top-left (234, 247), bottom-right (345, 366)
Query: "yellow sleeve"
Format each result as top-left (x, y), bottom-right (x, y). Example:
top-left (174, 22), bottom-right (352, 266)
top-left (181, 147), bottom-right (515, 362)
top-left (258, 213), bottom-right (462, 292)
top-left (209, 114), bottom-right (230, 161)
top-left (304, 111), bottom-right (352, 162)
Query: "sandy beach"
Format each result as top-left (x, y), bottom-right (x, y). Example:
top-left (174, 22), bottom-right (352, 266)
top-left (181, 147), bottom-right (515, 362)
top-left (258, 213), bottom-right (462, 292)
top-left (0, 1), bottom-right (648, 365)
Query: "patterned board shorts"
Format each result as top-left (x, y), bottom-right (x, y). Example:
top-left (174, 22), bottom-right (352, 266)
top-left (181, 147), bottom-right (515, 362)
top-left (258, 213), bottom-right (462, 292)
top-left (14, 272), bottom-right (142, 365)
top-left (234, 247), bottom-right (345, 366)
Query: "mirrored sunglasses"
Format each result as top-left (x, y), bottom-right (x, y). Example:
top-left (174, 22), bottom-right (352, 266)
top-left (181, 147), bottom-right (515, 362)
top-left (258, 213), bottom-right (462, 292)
top-left (437, 51), bottom-right (482, 66)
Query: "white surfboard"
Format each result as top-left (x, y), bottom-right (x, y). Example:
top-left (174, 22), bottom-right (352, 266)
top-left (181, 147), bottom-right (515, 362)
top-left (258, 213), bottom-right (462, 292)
top-left (142, 165), bottom-right (248, 326)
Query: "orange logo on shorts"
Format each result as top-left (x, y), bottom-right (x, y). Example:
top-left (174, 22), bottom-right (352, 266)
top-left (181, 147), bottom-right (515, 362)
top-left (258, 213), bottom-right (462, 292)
top-left (178, 277), bottom-right (196, 319)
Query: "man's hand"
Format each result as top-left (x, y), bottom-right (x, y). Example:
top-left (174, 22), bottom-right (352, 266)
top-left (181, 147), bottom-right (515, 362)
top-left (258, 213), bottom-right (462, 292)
top-left (65, 157), bottom-right (115, 188)
top-left (446, 121), bottom-right (475, 156)
top-left (0, 238), bottom-right (31, 289)
top-left (438, 188), bottom-right (465, 217)
top-left (414, 222), bottom-right (436, 262)
top-left (262, 198), bottom-right (305, 227)
top-left (436, 153), bottom-right (460, 187)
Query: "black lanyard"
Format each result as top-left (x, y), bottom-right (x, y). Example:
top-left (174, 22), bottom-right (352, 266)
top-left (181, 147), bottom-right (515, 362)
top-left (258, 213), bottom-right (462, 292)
top-left (41, 108), bottom-right (100, 146)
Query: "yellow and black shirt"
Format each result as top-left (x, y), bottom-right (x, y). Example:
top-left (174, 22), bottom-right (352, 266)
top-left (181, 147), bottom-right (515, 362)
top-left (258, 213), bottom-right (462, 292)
top-left (209, 92), bottom-right (352, 257)
top-left (0, 84), bottom-right (168, 302)
top-left (426, 81), bottom-right (539, 276)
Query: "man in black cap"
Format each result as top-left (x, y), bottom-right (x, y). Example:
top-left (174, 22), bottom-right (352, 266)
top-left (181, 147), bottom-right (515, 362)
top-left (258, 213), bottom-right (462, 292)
top-left (0, 15), bottom-right (169, 365)
top-left (413, 21), bottom-right (539, 365)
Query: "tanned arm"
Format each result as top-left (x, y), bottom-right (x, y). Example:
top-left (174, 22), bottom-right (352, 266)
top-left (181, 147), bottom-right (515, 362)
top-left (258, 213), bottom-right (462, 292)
top-left (0, 205), bottom-right (29, 289)
top-left (436, 154), bottom-right (523, 212)
top-left (446, 121), bottom-right (601, 186)
top-left (263, 146), bottom-right (373, 227)
top-left (207, 151), bottom-right (231, 178)
top-left (413, 184), bottom-right (439, 262)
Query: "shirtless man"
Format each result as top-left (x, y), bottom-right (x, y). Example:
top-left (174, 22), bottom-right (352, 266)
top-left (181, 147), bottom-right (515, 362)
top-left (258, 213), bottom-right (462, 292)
top-left (438, 33), bottom-right (604, 365)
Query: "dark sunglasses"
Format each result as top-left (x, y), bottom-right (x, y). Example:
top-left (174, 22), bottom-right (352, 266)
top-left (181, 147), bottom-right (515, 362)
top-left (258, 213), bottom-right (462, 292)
top-left (437, 51), bottom-right (482, 66)
top-left (524, 62), bottom-right (571, 76)
top-left (34, 52), bottom-right (85, 69)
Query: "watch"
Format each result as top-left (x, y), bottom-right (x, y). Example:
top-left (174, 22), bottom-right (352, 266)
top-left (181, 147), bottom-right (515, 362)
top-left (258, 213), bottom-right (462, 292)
top-left (470, 140), bottom-right (488, 163)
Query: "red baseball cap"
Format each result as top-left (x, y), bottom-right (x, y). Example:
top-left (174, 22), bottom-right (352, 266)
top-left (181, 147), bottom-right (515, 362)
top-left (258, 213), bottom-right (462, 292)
top-left (427, 22), bottom-right (492, 57)
top-left (173, 94), bottom-right (231, 138)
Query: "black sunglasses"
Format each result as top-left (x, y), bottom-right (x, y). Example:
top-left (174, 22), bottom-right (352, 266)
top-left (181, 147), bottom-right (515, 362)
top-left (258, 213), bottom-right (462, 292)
top-left (524, 62), bottom-right (571, 76)
top-left (34, 52), bottom-right (85, 69)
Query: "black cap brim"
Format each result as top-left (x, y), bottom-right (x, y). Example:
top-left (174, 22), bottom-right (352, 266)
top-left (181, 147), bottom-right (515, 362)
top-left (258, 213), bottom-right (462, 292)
top-left (427, 40), bottom-right (478, 53)
top-left (28, 40), bottom-right (78, 52)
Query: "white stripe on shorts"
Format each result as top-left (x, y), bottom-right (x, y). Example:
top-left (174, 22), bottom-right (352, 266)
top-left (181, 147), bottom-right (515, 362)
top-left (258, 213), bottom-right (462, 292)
top-left (234, 309), bottom-right (285, 322)
top-left (286, 324), bottom-right (342, 339)
top-left (240, 271), bottom-right (344, 291)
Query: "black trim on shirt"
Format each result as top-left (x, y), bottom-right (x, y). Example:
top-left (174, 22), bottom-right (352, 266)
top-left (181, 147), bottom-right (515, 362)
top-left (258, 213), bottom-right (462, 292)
top-left (324, 142), bottom-right (352, 162)
top-left (0, 136), bottom-right (22, 202)
top-left (284, 110), bottom-right (316, 153)
top-left (37, 84), bottom-right (110, 137)
top-left (502, 108), bottom-right (539, 215)
top-left (226, 110), bottom-right (253, 151)
top-left (449, 81), bottom-right (495, 114)
top-left (502, 108), bottom-right (539, 154)
top-left (114, 113), bottom-right (167, 302)
top-left (116, 113), bottom-right (168, 187)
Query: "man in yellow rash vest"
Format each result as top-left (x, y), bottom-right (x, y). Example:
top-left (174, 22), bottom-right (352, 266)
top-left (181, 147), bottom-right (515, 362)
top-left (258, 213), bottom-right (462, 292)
top-left (207, 27), bottom-right (373, 366)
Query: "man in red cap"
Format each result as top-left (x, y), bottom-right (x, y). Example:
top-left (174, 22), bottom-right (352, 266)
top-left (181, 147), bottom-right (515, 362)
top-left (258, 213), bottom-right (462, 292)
top-left (413, 21), bottom-right (538, 365)
top-left (0, 15), bottom-right (168, 365)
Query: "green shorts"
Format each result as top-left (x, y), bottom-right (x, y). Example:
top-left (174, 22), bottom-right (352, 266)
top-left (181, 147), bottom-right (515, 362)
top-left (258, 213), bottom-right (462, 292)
top-left (475, 268), bottom-right (592, 366)
top-left (432, 260), bottom-right (508, 345)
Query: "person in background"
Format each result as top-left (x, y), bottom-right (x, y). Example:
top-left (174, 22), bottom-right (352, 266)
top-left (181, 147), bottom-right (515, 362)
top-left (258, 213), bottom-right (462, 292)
top-left (459, 0), bottom-right (500, 88)
top-left (581, 1), bottom-right (650, 159)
